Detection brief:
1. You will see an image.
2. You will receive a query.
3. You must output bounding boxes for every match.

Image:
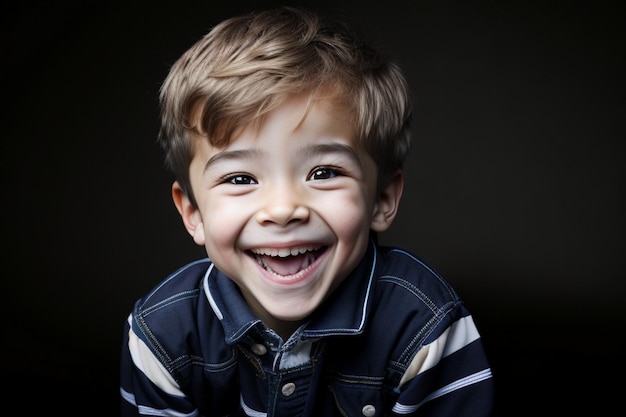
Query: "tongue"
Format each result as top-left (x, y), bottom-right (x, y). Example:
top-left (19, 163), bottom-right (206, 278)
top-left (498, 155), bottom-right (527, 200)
top-left (260, 254), bottom-right (308, 276)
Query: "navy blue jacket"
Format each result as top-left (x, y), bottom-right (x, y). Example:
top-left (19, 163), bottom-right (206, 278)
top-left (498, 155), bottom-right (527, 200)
top-left (120, 241), bottom-right (495, 416)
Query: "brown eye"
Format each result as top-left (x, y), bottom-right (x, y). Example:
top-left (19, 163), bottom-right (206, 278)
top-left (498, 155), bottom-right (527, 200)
top-left (227, 175), bottom-right (257, 185)
top-left (309, 167), bottom-right (338, 180)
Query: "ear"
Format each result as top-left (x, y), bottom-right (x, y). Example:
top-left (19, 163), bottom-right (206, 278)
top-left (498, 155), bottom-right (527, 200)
top-left (172, 181), bottom-right (206, 245)
top-left (370, 170), bottom-right (404, 232)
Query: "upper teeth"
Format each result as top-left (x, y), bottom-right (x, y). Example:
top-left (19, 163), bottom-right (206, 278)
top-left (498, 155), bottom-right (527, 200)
top-left (251, 246), bottom-right (318, 257)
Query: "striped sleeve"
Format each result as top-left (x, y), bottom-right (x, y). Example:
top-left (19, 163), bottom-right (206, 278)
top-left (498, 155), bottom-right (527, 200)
top-left (120, 314), bottom-right (199, 417)
top-left (391, 315), bottom-right (495, 416)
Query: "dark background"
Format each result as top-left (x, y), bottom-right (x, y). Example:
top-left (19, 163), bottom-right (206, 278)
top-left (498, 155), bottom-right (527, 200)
top-left (3, 0), bottom-right (623, 415)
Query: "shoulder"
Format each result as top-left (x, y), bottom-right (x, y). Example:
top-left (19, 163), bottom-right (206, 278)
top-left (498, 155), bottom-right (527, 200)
top-left (130, 258), bottom-right (216, 346)
top-left (125, 258), bottom-right (234, 388)
top-left (134, 258), bottom-right (213, 313)
top-left (369, 246), bottom-right (471, 346)
top-left (375, 246), bottom-right (460, 308)
top-left (128, 257), bottom-right (222, 343)
top-left (330, 246), bottom-right (482, 387)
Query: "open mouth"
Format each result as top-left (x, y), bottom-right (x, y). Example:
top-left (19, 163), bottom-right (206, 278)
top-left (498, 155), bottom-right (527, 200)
top-left (248, 246), bottom-right (327, 277)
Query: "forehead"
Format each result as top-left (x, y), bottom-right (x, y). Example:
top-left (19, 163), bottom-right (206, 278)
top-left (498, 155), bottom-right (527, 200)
top-left (219, 91), bottom-right (357, 147)
top-left (188, 92), bottom-right (362, 170)
top-left (189, 85), bottom-right (354, 146)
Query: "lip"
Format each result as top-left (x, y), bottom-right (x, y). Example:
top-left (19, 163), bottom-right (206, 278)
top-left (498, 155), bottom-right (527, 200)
top-left (247, 246), bottom-right (329, 286)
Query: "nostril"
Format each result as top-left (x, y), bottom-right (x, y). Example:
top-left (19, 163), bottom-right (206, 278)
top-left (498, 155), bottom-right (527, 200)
top-left (287, 216), bottom-right (306, 225)
top-left (256, 204), bottom-right (310, 226)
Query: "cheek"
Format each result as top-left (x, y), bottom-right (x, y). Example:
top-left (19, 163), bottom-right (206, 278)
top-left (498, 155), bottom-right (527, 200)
top-left (322, 192), bottom-right (372, 237)
top-left (201, 200), bottom-right (247, 249)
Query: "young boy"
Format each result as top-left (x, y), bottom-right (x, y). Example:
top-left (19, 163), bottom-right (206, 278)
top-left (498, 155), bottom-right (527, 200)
top-left (120, 6), bottom-right (496, 416)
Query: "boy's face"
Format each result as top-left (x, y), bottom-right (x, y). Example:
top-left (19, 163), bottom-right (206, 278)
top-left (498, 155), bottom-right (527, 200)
top-left (173, 93), bottom-right (402, 335)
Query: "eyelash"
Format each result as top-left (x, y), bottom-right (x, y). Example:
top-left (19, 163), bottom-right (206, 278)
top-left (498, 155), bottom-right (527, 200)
top-left (308, 166), bottom-right (343, 180)
top-left (222, 174), bottom-right (257, 185)
top-left (220, 166), bottom-right (344, 185)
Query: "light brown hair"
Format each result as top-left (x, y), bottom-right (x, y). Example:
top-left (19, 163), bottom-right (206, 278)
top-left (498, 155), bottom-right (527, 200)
top-left (159, 6), bottom-right (412, 206)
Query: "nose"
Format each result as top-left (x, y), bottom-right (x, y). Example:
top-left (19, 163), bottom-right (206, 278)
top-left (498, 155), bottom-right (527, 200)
top-left (255, 182), bottom-right (310, 226)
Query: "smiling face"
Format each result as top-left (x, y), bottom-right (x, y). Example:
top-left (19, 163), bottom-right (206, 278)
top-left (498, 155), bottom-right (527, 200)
top-left (173, 93), bottom-right (403, 338)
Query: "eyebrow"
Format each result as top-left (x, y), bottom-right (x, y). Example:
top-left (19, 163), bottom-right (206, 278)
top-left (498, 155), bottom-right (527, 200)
top-left (203, 142), bottom-right (361, 172)
top-left (203, 149), bottom-right (264, 172)
top-left (302, 143), bottom-right (362, 166)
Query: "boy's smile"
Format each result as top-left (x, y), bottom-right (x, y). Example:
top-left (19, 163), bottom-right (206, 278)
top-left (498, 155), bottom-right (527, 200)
top-left (249, 245), bottom-right (326, 282)
top-left (173, 92), bottom-right (400, 339)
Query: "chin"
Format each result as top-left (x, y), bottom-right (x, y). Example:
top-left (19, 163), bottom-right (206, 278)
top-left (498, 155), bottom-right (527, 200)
top-left (268, 302), bottom-right (317, 322)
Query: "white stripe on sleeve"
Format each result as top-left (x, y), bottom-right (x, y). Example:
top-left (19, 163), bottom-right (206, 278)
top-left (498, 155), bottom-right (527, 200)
top-left (399, 315), bottom-right (480, 387)
top-left (127, 315), bottom-right (185, 397)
